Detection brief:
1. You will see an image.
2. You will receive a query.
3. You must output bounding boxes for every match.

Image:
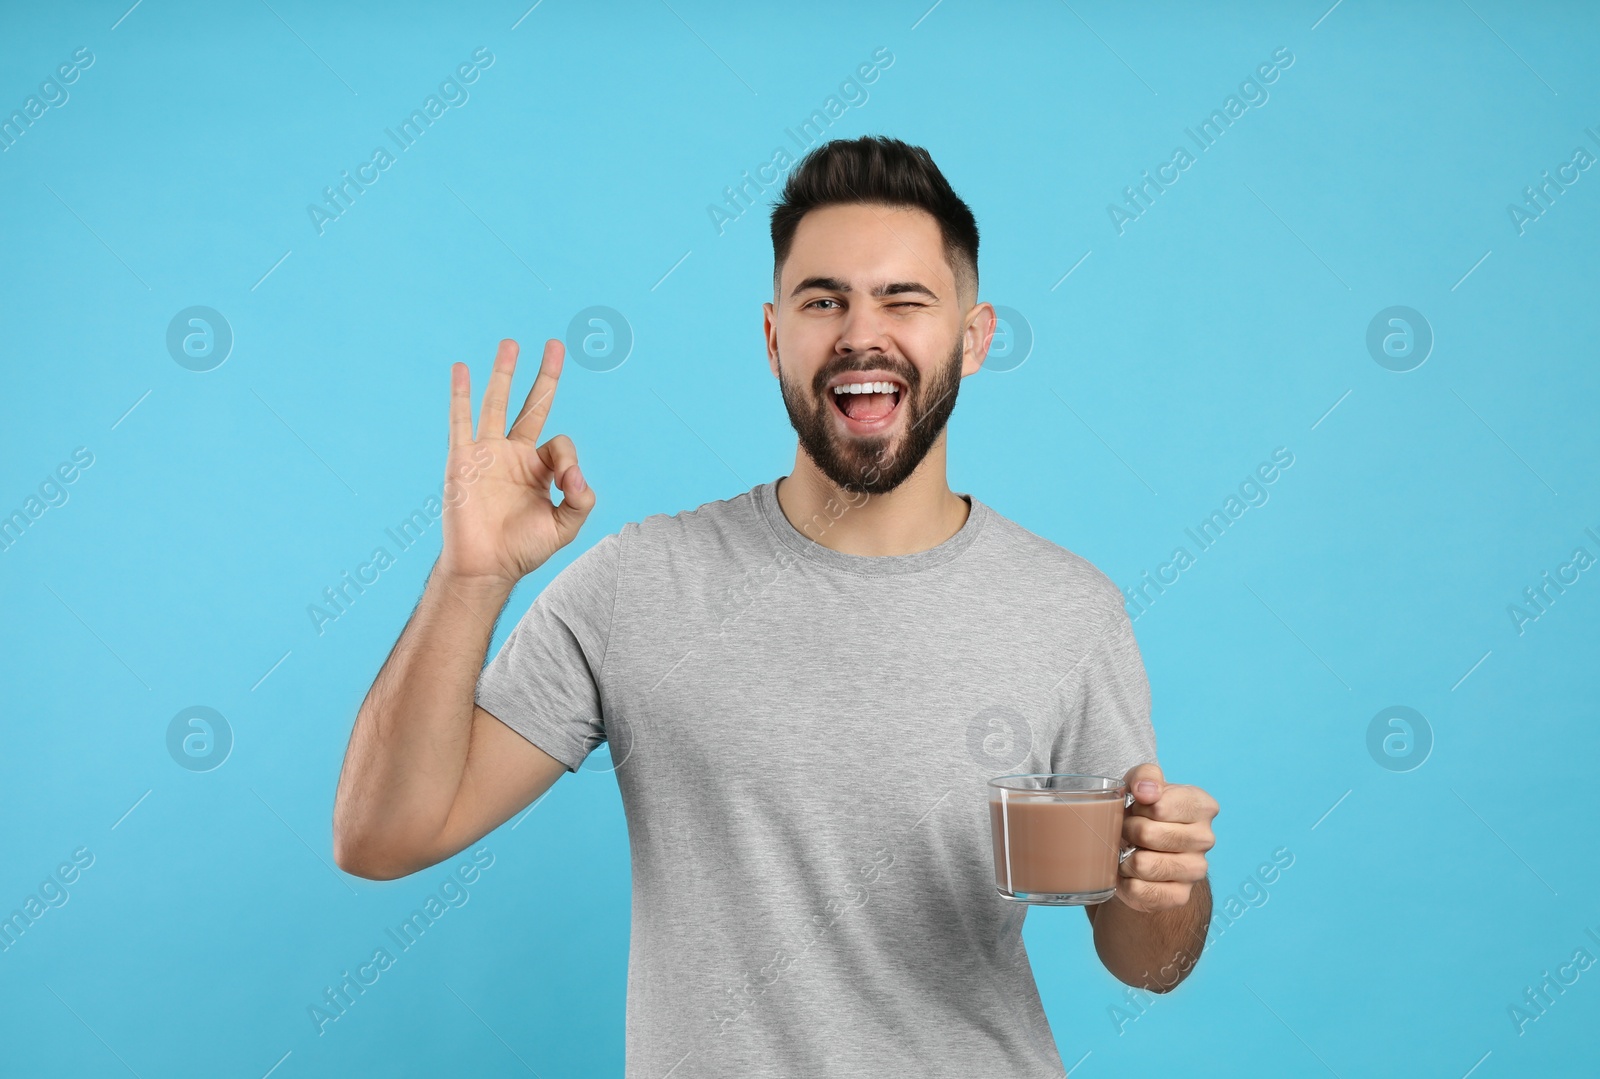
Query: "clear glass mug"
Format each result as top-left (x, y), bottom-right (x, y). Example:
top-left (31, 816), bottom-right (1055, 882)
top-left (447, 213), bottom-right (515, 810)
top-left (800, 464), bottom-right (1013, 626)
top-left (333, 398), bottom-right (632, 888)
top-left (988, 773), bottom-right (1135, 905)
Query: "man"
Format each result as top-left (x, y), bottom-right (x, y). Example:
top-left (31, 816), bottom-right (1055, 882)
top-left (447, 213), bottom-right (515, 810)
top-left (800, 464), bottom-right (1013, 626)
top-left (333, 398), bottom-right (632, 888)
top-left (333, 135), bottom-right (1218, 1077)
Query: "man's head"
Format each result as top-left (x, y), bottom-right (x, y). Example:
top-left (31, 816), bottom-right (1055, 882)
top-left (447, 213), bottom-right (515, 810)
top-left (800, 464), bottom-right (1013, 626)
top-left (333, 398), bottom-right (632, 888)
top-left (763, 136), bottom-right (994, 497)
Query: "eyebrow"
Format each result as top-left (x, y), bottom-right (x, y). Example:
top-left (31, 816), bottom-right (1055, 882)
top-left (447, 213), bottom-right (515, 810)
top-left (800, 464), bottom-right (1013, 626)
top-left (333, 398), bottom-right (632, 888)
top-left (789, 276), bottom-right (939, 301)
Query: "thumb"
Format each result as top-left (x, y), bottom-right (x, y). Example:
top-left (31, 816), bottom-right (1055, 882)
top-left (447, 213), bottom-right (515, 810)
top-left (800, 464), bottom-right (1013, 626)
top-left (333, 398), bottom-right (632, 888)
top-left (551, 462), bottom-right (596, 542)
top-left (1125, 762), bottom-right (1164, 804)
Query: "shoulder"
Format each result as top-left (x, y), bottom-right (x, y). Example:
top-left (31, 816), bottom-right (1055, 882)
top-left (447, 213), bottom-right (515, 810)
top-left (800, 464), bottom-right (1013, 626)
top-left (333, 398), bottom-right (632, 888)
top-left (975, 500), bottom-right (1125, 624)
top-left (625, 485), bottom-right (765, 553)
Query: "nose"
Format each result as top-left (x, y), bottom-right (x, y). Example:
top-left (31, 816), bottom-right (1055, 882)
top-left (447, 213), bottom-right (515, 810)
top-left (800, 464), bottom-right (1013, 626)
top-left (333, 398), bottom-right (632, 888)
top-left (835, 302), bottom-right (891, 356)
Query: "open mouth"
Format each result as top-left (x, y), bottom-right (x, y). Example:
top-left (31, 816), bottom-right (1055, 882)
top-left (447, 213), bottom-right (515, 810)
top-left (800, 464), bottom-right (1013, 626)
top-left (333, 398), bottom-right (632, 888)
top-left (828, 382), bottom-right (904, 431)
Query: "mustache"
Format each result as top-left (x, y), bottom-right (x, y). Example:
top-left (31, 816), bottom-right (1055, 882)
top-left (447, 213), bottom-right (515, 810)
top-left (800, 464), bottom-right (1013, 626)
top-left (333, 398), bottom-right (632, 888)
top-left (812, 358), bottom-right (918, 395)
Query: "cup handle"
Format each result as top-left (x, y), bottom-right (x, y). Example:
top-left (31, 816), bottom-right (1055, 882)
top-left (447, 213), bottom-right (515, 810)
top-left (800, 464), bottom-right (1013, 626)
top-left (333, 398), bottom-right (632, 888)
top-left (1118, 790), bottom-right (1137, 864)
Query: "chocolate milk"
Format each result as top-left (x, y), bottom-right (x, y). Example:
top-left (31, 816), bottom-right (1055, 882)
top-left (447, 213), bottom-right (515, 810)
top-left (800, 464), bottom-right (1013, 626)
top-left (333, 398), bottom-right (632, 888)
top-left (990, 795), bottom-right (1124, 897)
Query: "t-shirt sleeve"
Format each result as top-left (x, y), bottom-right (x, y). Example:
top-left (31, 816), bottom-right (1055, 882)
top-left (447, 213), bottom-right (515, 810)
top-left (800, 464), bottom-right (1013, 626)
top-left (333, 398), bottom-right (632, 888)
top-left (1050, 597), bottom-right (1158, 781)
top-left (473, 529), bottom-right (622, 772)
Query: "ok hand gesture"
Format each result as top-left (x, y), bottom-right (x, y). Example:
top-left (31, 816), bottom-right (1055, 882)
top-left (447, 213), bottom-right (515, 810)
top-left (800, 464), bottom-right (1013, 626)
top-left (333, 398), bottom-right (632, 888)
top-left (437, 338), bottom-right (595, 590)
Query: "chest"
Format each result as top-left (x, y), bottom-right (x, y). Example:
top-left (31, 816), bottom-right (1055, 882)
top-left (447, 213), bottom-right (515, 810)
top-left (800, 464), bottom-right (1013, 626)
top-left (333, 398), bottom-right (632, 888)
top-left (604, 566), bottom-right (1069, 814)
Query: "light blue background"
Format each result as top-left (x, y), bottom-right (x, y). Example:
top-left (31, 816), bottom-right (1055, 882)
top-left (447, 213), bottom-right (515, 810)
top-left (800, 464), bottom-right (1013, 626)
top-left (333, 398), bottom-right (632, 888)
top-left (3, 1), bottom-right (1597, 1076)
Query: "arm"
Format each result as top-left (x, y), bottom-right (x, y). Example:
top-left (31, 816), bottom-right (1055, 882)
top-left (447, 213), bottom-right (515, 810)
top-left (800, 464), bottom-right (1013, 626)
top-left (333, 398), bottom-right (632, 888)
top-left (331, 571), bottom-right (567, 880)
top-left (1084, 762), bottom-right (1218, 992)
top-left (1085, 874), bottom-right (1211, 992)
top-left (332, 338), bottom-right (596, 880)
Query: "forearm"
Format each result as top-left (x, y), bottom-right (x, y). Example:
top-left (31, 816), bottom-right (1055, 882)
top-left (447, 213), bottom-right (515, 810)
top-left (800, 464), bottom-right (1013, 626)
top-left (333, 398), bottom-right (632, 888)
top-left (1089, 875), bottom-right (1212, 992)
top-left (332, 564), bottom-right (513, 875)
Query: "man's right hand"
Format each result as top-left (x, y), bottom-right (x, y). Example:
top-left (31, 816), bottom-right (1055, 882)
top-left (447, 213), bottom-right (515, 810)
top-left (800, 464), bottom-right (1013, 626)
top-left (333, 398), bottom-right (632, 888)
top-left (437, 337), bottom-right (596, 590)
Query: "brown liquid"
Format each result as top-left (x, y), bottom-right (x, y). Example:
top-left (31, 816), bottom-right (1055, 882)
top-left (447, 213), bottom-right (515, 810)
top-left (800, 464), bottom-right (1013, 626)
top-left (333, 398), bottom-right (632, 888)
top-left (989, 796), bottom-right (1124, 896)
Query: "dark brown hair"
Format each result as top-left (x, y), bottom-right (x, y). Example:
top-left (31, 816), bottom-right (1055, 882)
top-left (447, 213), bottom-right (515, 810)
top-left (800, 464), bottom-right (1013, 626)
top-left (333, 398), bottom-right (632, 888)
top-left (769, 135), bottom-right (979, 304)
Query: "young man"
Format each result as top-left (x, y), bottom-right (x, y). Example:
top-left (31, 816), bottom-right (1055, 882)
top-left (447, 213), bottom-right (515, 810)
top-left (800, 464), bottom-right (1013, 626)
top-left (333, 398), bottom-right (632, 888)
top-left (333, 135), bottom-right (1218, 1077)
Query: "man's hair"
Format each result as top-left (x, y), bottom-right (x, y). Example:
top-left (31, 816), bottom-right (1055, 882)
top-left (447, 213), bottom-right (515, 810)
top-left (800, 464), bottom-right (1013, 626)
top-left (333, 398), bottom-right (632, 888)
top-left (769, 135), bottom-right (979, 306)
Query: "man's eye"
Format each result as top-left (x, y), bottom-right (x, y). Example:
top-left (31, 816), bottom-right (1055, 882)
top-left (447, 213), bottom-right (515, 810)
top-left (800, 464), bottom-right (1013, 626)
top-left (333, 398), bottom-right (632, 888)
top-left (804, 298), bottom-right (839, 310)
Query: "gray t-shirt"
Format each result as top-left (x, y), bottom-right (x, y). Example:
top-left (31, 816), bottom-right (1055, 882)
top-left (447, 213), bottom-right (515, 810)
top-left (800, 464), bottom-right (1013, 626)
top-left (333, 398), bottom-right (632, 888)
top-left (474, 478), bottom-right (1158, 1078)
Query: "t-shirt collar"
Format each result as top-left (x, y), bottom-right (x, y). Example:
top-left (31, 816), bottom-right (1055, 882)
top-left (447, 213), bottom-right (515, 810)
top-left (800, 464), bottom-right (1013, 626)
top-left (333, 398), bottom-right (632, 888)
top-left (754, 477), bottom-right (988, 576)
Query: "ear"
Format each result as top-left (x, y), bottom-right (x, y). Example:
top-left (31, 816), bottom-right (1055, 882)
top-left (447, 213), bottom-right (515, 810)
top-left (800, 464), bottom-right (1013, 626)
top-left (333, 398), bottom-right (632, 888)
top-left (961, 302), bottom-right (996, 377)
top-left (763, 302), bottom-right (779, 377)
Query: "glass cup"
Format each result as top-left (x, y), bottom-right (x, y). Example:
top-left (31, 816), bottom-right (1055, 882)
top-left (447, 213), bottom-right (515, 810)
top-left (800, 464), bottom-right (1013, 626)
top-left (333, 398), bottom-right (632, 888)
top-left (988, 773), bottom-right (1135, 905)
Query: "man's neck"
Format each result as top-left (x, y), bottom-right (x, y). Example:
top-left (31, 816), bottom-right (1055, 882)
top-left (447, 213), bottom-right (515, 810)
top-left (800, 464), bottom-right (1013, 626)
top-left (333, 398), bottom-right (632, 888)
top-left (775, 447), bottom-right (971, 557)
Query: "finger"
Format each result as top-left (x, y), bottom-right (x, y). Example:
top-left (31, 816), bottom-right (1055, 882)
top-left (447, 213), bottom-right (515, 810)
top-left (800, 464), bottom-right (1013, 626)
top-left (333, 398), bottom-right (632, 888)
top-left (449, 362), bottom-right (473, 449)
top-left (507, 339), bottom-right (566, 445)
top-left (1120, 849), bottom-right (1208, 884)
top-left (1124, 761), bottom-right (1165, 804)
top-left (1128, 783), bottom-right (1216, 824)
top-left (536, 434), bottom-right (596, 543)
top-left (478, 339), bottom-right (520, 440)
top-left (1117, 877), bottom-right (1190, 913)
top-left (1124, 816), bottom-right (1215, 853)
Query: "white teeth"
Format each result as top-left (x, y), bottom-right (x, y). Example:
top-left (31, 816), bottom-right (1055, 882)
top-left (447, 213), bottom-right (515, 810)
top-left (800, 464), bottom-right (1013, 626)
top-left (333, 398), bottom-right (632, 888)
top-left (832, 381), bottom-right (899, 395)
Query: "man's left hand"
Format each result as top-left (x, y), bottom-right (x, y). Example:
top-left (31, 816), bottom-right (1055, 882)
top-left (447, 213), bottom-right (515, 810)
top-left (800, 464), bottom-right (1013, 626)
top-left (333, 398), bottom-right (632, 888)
top-left (1116, 762), bottom-right (1218, 913)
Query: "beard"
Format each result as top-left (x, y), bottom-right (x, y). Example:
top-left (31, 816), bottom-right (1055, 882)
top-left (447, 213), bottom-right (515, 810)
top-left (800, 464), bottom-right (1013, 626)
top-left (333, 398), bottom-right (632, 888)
top-left (776, 332), bottom-right (965, 497)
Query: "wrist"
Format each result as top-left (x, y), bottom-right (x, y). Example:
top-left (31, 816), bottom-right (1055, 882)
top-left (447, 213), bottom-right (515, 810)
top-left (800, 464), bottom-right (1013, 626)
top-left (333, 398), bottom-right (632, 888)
top-left (428, 564), bottom-right (517, 610)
